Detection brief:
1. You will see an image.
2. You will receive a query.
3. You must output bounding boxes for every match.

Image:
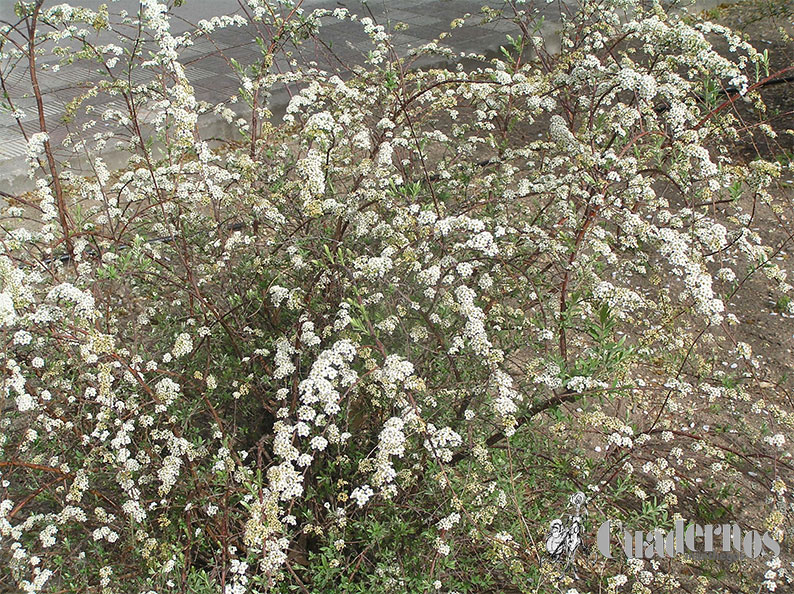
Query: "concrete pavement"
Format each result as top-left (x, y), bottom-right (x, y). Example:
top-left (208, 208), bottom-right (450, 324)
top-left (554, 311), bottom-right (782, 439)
top-left (1, 0), bottom-right (545, 190)
top-left (0, 0), bottom-right (718, 191)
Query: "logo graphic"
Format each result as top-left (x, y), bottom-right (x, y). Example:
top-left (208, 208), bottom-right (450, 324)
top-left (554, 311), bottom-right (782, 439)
top-left (596, 519), bottom-right (781, 560)
top-left (546, 493), bottom-right (782, 568)
top-left (545, 492), bottom-right (588, 578)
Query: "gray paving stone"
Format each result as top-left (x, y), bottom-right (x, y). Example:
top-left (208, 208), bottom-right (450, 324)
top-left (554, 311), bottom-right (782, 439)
top-left (0, 0), bottom-right (626, 190)
top-left (376, 9), bottom-right (444, 26)
top-left (0, 139), bottom-right (28, 160)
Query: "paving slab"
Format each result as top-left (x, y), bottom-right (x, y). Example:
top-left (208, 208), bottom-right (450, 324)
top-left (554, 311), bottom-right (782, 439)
top-left (0, 0), bottom-right (723, 191)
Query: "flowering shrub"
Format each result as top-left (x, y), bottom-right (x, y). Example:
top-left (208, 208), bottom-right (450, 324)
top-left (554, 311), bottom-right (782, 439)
top-left (0, 0), bottom-right (792, 592)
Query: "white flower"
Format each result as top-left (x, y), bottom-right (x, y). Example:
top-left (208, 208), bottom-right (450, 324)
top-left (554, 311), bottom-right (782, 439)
top-left (39, 525), bottom-right (57, 548)
top-left (172, 332), bottom-right (193, 358)
top-left (736, 342), bottom-right (752, 359)
top-left (310, 436), bottom-right (328, 451)
top-left (16, 393), bottom-right (36, 412)
top-left (437, 512), bottom-right (461, 530)
top-left (13, 330), bottom-right (31, 345)
top-left (764, 434), bottom-right (786, 448)
top-left (351, 485), bottom-right (374, 507)
top-left (0, 292), bottom-right (16, 327)
top-left (26, 132), bottom-right (49, 160)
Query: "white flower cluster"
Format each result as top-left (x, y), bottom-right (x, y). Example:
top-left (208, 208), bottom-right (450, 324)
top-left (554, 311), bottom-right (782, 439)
top-left (437, 512), bottom-right (461, 531)
top-left (26, 132), bottom-right (49, 164)
top-left (423, 424), bottom-right (462, 463)
top-left (350, 484), bottom-right (374, 507)
top-left (371, 354), bottom-right (415, 398)
top-left (46, 283), bottom-right (96, 320)
top-left (454, 285), bottom-right (494, 358)
top-left (171, 332), bottom-right (193, 358)
top-left (371, 416), bottom-right (407, 490)
top-left (0, 292), bottom-right (17, 327)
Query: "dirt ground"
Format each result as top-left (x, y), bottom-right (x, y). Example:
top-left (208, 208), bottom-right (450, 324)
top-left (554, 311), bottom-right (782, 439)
top-left (704, 0), bottom-right (794, 396)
